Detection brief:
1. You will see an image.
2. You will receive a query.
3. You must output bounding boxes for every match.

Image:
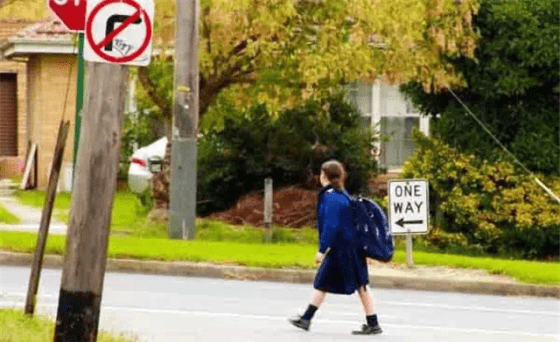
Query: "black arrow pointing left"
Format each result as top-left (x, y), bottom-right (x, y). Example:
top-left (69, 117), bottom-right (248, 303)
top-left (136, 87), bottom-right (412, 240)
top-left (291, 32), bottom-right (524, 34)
top-left (396, 218), bottom-right (423, 227)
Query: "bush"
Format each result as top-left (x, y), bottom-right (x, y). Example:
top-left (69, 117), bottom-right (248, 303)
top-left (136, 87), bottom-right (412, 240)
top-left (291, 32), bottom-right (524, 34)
top-left (402, 131), bottom-right (560, 259)
top-left (197, 93), bottom-right (378, 214)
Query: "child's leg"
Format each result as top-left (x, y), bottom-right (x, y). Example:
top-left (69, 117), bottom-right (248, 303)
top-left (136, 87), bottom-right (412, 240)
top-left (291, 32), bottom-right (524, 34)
top-left (353, 286), bottom-right (382, 334)
top-left (310, 289), bottom-right (327, 308)
top-left (289, 289), bottom-right (326, 331)
top-left (357, 286), bottom-right (374, 315)
top-left (302, 290), bottom-right (326, 320)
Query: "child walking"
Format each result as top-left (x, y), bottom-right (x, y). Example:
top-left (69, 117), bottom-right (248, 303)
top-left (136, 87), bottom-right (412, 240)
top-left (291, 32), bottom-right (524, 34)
top-left (289, 160), bottom-right (382, 335)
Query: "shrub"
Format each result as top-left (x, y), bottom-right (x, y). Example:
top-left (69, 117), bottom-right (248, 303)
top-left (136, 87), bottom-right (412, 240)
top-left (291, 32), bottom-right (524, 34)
top-left (402, 131), bottom-right (560, 259)
top-left (197, 93), bottom-right (378, 214)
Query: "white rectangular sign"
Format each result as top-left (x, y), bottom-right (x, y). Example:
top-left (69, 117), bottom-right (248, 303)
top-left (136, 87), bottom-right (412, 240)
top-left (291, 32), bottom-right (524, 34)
top-left (84, 0), bottom-right (154, 66)
top-left (388, 179), bottom-right (429, 235)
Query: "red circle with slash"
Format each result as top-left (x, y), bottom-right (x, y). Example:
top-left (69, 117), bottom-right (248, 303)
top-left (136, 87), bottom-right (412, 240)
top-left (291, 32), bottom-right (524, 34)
top-left (86, 0), bottom-right (152, 63)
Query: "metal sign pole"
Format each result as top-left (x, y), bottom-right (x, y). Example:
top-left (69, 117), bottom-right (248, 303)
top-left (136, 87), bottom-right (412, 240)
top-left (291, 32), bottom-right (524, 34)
top-left (405, 232), bottom-right (414, 267)
top-left (73, 32), bottom-right (85, 184)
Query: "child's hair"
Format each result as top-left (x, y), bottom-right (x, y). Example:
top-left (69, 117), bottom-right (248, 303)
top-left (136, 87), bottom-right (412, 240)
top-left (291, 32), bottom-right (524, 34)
top-left (321, 160), bottom-right (346, 191)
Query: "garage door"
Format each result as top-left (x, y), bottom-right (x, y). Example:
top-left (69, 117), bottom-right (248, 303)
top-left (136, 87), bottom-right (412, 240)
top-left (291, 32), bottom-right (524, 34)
top-left (0, 73), bottom-right (17, 156)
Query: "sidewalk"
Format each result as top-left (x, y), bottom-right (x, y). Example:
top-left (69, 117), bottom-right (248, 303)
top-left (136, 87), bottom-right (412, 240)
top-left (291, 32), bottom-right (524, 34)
top-left (0, 187), bottom-right (67, 234)
top-left (0, 188), bottom-right (558, 299)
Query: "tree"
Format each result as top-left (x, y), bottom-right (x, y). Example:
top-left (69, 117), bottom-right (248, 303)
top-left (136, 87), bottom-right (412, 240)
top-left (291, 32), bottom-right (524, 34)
top-left (0, 0), bottom-right (48, 19)
top-left (401, 0), bottom-right (560, 175)
top-left (138, 0), bottom-right (480, 125)
top-left (1, 0), bottom-right (481, 125)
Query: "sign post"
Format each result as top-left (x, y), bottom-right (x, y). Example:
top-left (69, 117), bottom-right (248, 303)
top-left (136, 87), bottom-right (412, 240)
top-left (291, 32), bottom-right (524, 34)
top-left (47, 0), bottom-right (86, 184)
top-left (73, 33), bottom-right (85, 185)
top-left (388, 179), bottom-right (429, 267)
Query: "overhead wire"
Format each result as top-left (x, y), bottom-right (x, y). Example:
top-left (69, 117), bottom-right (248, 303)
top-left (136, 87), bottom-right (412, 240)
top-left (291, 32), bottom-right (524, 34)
top-left (446, 86), bottom-right (560, 204)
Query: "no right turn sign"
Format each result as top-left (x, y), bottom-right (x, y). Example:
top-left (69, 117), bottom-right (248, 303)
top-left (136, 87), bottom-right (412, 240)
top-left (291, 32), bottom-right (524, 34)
top-left (84, 0), bottom-right (154, 66)
top-left (388, 179), bottom-right (429, 235)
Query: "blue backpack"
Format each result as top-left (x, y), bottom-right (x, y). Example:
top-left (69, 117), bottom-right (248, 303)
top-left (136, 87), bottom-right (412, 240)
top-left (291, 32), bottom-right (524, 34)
top-left (344, 191), bottom-right (394, 262)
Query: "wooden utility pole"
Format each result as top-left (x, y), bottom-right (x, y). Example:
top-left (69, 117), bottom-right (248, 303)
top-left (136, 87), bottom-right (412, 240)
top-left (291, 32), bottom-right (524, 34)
top-left (168, 0), bottom-right (199, 239)
top-left (25, 120), bottom-right (70, 315)
top-left (53, 63), bottom-right (128, 342)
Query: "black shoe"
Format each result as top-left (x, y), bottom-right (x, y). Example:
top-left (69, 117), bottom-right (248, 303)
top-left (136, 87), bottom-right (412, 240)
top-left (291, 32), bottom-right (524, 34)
top-left (352, 324), bottom-right (383, 335)
top-left (288, 316), bottom-right (311, 331)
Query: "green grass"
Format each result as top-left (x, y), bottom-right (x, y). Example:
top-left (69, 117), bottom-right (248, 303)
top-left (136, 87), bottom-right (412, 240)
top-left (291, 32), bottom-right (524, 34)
top-left (9, 175), bottom-right (22, 185)
top-left (15, 190), bottom-right (71, 223)
top-left (7, 190), bottom-right (560, 286)
top-left (0, 230), bottom-right (558, 285)
top-left (0, 231), bottom-right (317, 268)
top-left (392, 250), bottom-right (560, 285)
top-left (15, 190), bottom-right (72, 211)
top-left (0, 309), bottom-right (137, 342)
top-left (0, 203), bottom-right (20, 224)
top-left (15, 190), bottom-right (150, 235)
top-left (15, 189), bottom-right (319, 241)
top-left (196, 219), bottom-right (318, 244)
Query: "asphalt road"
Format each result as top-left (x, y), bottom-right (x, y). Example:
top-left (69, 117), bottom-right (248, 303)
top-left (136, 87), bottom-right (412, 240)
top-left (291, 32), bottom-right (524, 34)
top-left (1, 265), bottom-right (558, 342)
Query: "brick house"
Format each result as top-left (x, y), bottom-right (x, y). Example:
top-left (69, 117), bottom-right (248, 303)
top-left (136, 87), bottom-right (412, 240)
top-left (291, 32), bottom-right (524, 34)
top-left (0, 18), bottom-right (35, 179)
top-left (0, 18), bottom-right (77, 188)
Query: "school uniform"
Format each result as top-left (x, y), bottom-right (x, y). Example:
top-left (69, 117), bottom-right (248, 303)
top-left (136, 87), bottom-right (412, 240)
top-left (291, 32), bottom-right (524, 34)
top-left (313, 186), bottom-right (369, 295)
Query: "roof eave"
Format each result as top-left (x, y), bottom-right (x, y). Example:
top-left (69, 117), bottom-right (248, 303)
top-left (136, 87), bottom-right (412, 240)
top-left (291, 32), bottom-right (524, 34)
top-left (0, 37), bottom-right (76, 59)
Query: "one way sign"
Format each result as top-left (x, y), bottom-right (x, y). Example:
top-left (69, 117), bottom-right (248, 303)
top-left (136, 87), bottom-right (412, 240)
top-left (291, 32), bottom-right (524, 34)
top-left (388, 179), bottom-right (429, 235)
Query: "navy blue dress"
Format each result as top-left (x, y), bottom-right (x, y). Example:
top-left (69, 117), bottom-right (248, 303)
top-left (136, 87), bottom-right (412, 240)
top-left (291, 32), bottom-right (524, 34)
top-left (313, 186), bottom-right (369, 294)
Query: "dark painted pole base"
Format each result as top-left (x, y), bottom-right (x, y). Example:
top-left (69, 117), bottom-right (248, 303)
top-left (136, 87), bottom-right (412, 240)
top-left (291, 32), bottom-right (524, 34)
top-left (24, 302), bottom-right (35, 315)
top-left (54, 289), bottom-right (101, 342)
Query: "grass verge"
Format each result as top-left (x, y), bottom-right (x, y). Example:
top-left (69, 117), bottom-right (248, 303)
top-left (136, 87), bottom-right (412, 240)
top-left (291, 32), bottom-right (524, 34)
top-left (0, 204), bottom-right (20, 224)
top-left (0, 230), bottom-right (558, 285)
top-left (8, 190), bottom-right (560, 286)
top-left (0, 308), bottom-right (136, 342)
top-left (14, 190), bottom-right (318, 242)
top-left (391, 251), bottom-right (559, 285)
top-left (15, 190), bottom-right (150, 235)
top-left (15, 191), bottom-right (71, 224)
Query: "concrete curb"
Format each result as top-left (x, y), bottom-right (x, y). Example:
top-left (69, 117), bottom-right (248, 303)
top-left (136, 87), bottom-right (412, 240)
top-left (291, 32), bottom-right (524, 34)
top-left (1, 251), bottom-right (558, 298)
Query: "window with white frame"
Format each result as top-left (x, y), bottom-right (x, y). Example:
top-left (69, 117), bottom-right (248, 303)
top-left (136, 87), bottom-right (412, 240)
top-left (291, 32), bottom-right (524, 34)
top-left (347, 80), bottom-right (429, 171)
top-left (346, 81), bottom-right (373, 128)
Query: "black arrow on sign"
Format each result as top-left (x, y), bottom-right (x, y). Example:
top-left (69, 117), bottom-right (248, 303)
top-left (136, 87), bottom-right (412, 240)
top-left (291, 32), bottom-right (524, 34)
top-left (396, 218), bottom-right (423, 227)
top-left (104, 14), bottom-right (142, 52)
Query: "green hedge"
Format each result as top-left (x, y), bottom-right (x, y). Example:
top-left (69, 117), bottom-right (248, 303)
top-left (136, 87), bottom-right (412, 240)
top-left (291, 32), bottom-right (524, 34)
top-left (402, 131), bottom-right (560, 259)
top-left (197, 93), bottom-right (378, 214)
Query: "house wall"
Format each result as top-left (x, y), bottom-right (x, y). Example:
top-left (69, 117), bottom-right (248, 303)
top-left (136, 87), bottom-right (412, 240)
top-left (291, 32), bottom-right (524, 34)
top-left (27, 54), bottom-right (76, 188)
top-left (0, 60), bottom-right (27, 179)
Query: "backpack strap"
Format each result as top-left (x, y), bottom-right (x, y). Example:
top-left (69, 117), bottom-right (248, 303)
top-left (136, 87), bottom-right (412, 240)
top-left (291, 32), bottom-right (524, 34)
top-left (342, 189), bottom-right (353, 201)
